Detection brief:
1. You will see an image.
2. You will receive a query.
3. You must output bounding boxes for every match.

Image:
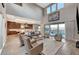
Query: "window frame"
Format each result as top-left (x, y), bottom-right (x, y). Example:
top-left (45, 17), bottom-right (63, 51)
top-left (57, 3), bottom-right (64, 10)
top-left (47, 6), bottom-right (51, 14)
top-left (51, 3), bottom-right (57, 13)
top-left (47, 3), bottom-right (64, 14)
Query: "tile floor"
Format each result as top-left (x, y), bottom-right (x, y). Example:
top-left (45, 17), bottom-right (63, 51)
top-left (1, 35), bottom-right (79, 55)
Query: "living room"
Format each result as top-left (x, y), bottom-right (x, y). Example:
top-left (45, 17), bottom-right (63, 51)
top-left (0, 3), bottom-right (79, 55)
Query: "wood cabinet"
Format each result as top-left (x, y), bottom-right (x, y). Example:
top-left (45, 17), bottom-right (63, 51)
top-left (7, 21), bottom-right (33, 35)
top-left (7, 21), bottom-right (21, 29)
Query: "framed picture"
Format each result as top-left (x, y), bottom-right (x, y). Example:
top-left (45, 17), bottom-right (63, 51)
top-left (48, 11), bottom-right (60, 22)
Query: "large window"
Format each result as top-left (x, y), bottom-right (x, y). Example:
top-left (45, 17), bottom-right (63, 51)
top-left (59, 24), bottom-right (65, 38)
top-left (44, 25), bottom-right (50, 35)
top-left (47, 3), bottom-right (64, 14)
top-left (47, 6), bottom-right (51, 14)
top-left (44, 23), bottom-right (66, 39)
top-left (50, 24), bottom-right (58, 36)
top-left (51, 4), bottom-right (56, 13)
top-left (58, 3), bottom-right (64, 9)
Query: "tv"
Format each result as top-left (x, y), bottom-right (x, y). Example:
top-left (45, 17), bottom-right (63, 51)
top-left (48, 11), bottom-right (60, 22)
top-left (76, 6), bottom-right (79, 34)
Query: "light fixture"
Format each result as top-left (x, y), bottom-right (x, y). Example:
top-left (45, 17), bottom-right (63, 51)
top-left (21, 23), bottom-right (25, 29)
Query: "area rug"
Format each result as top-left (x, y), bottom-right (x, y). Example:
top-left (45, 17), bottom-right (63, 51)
top-left (42, 39), bottom-right (64, 55)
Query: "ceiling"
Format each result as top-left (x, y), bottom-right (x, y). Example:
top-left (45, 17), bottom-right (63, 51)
top-left (36, 3), bottom-right (50, 8)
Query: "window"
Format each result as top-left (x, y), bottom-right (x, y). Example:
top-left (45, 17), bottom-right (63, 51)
top-left (59, 24), bottom-right (65, 38)
top-left (50, 24), bottom-right (58, 36)
top-left (47, 6), bottom-right (51, 14)
top-left (51, 4), bottom-right (56, 12)
top-left (38, 26), bottom-right (40, 31)
top-left (58, 3), bottom-right (64, 9)
top-left (44, 23), bottom-right (66, 39)
top-left (44, 25), bottom-right (50, 35)
top-left (47, 3), bottom-right (64, 14)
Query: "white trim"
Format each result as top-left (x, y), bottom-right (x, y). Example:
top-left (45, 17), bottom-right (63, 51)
top-left (7, 14), bottom-right (40, 24)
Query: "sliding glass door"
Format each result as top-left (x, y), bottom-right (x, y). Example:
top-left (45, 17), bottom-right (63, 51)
top-left (50, 24), bottom-right (58, 36)
top-left (44, 25), bottom-right (50, 35)
top-left (59, 23), bottom-right (65, 38)
top-left (44, 23), bottom-right (66, 39)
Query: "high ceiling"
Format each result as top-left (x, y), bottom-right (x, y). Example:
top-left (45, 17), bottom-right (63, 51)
top-left (36, 3), bottom-right (50, 8)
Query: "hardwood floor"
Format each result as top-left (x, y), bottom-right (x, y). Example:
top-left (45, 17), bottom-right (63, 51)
top-left (1, 35), bottom-right (79, 55)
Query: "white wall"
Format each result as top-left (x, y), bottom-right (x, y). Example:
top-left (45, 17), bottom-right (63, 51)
top-left (7, 14), bottom-right (40, 24)
top-left (6, 3), bottom-right (43, 21)
top-left (0, 4), bottom-right (6, 54)
top-left (0, 14), bottom-right (3, 50)
top-left (41, 3), bottom-right (79, 41)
